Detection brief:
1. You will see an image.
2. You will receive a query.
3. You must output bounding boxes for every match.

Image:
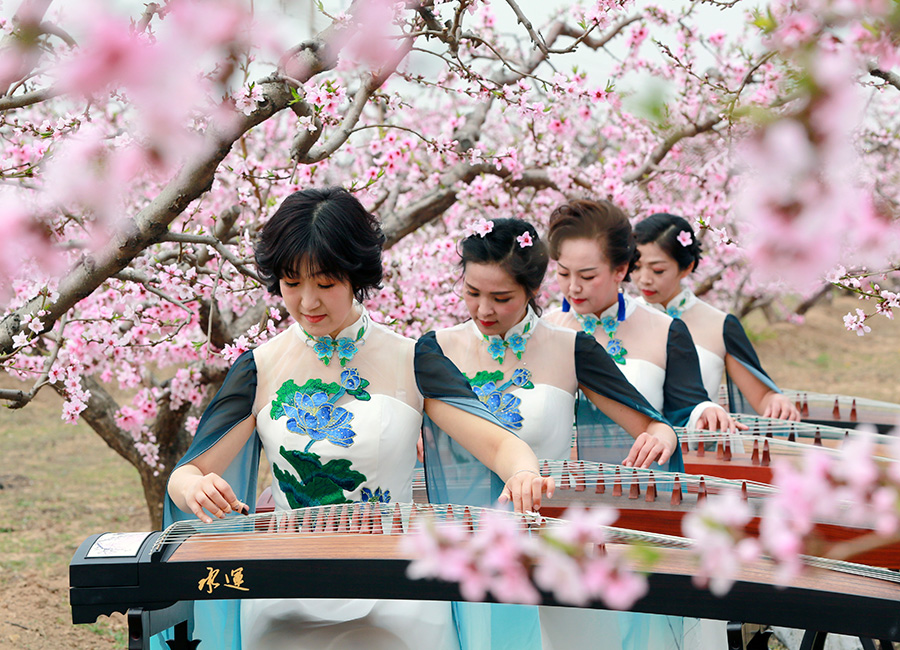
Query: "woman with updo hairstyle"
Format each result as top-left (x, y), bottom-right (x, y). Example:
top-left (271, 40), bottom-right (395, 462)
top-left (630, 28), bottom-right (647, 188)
top-left (542, 201), bottom-right (735, 650)
top-left (161, 188), bottom-right (554, 650)
top-left (423, 216), bottom-right (681, 650)
top-left (633, 212), bottom-right (799, 420)
top-left (427, 217), bottom-right (675, 463)
top-left (544, 199), bottom-right (737, 437)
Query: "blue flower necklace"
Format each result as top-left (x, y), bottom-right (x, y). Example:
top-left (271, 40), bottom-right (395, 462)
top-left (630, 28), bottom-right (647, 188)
top-left (480, 307), bottom-right (537, 364)
top-left (663, 289), bottom-right (697, 320)
top-left (302, 309), bottom-right (369, 367)
top-left (577, 292), bottom-right (628, 365)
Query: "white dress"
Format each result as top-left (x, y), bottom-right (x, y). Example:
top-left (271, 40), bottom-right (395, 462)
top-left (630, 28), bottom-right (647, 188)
top-left (159, 307), bottom-right (491, 650)
top-left (544, 293), bottom-right (721, 430)
top-left (434, 307), bottom-right (577, 461)
top-left (639, 289), bottom-right (781, 412)
top-left (240, 310), bottom-right (458, 650)
top-left (544, 294), bottom-right (726, 649)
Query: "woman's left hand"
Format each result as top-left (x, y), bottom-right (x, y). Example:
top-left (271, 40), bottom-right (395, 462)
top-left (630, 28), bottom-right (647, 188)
top-left (696, 406), bottom-right (748, 433)
top-left (499, 470), bottom-right (555, 513)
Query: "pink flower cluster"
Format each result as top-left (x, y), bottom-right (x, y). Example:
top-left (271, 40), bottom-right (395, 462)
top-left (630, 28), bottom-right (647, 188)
top-left (404, 506), bottom-right (649, 610)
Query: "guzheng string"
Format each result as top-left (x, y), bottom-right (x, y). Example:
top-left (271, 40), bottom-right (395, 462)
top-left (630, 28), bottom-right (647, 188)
top-left (717, 413), bottom-right (896, 442)
top-left (153, 503), bottom-right (562, 548)
top-left (413, 460), bottom-right (780, 500)
top-left (149, 501), bottom-right (900, 586)
top-left (780, 389), bottom-right (900, 417)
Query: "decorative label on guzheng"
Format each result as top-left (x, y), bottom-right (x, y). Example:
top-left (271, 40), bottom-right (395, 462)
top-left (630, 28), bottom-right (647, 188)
top-left (85, 532), bottom-right (153, 558)
top-left (198, 567), bottom-right (249, 594)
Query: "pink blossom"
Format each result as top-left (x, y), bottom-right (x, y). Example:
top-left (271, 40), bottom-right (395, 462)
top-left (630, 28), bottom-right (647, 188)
top-left (676, 230), bottom-right (692, 247)
top-left (517, 232), bottom-right (533, 248)
top-left (842, 309), bottom-right (871, 336)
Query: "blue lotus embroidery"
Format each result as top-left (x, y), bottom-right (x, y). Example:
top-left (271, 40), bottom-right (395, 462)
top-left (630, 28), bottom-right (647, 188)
top-left (360, 487), bottom-right (391, 503)
top-left (270, 370), bottom-right (372, 453)
top-left (466, 369), bottom-right (534, 430)
top-left (282, 392), bottom-right (356, 450)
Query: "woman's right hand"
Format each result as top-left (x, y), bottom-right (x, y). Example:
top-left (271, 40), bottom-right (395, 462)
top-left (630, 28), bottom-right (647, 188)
top-left (181, 472), bottom-right (248, 523)
top-left (623, 424), bottom-right (677, 469)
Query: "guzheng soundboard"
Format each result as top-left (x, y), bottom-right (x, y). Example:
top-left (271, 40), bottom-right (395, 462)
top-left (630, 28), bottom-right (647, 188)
top-left (71, 502), bottom-right (900, 649)
top-left (677, 413), bottom-right (897, 484)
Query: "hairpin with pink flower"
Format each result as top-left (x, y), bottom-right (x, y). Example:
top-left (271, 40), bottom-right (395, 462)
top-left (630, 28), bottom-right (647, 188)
top-left (516, 231), bottom-right (533, 248)
top-left (677, 230), bottom-right (693, 247)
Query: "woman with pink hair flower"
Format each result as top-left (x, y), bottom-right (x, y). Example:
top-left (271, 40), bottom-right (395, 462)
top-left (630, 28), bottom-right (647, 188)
top-left (633, 212), bottom-right (800, 420)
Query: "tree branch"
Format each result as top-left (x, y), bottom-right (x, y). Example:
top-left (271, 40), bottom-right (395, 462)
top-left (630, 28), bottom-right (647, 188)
top-left (113, 269), bottom-right (194, 313)
top-left (502, 0), bottom-right (548, 53)
top-left (0, 83), bottom-right (63, 111)
top-left (381, 164), bottom-right (555, 247)
top-left (296, 37), bottom-right (415, 164)
top-left (161, 232), bottom-right (259, 281)
top-left (556, 15), bottom-right (642, 54)
top-left (623, 113), bottom-right (723, 183)
top-left (0, 31), bottom-right (342, 355)
top-left (51, 376), bottom-right (142, 467)
top-left (869, 65), bottom-right (900, 92)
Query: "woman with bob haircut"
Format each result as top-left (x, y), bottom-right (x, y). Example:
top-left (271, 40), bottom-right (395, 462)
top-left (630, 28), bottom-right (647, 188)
top-left (632, 212), bottom-right (799, 420)
top-left (160, 187), bottom-right (554, 650)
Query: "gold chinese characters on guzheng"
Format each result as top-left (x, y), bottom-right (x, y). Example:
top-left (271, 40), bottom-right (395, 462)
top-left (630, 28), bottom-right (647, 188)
top-left (71, 501), bottom-right (900, 650)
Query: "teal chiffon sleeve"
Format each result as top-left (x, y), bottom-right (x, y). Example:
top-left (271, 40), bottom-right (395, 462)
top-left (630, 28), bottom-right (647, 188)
top-left (151, 350), bottom-right (260, 650)
top-left (722, 314), bottom-right (781, 414)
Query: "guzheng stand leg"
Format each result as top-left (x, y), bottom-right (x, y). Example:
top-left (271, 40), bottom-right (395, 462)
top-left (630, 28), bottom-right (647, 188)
top-left (126, 601), bottom-right (197, 650)
top-left (799, 631), bottom-right (826, 650)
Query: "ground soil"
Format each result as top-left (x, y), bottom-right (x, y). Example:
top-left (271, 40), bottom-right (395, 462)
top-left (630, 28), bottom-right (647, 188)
top-left (1, 293), bottom-right (898, 649)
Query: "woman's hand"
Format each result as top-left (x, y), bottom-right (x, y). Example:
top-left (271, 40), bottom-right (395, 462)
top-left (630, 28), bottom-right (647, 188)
top-left (696, 406), bottom-right (748, 433)
top-left (499, 470), bottom-right (555, 513)
top-left (762, 392), bottom-right (801, 421)
top-left (623, 428), bottom-right (677, 469)
top-left (180, 471), bottom-right (248, 524)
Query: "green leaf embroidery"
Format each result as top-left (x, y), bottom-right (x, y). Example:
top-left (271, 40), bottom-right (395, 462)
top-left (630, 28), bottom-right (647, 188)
top-left (270, 378), bottom-right (342, 420)
top-left (464, 370), bottom-right (504, 387)
top-left (346, 377), bottom-right (371, 401)
top-left (273, 447), bottom-right (367, 509)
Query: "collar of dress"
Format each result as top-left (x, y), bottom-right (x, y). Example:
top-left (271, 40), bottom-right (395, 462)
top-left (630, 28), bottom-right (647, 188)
top-left (471, 305), bottom-right (538, 364)
top-left (295, 304), bottom-right (372, 367)
top-left (642, 288), bottom-right (698, 319)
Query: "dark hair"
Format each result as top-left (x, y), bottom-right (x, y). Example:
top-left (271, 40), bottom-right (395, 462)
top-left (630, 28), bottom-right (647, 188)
top-left (633, 213), bottom-right (702, 273)
top-left (459, 218), bottom-right (549, 314)
top-left (546, 198), bottom-right (639, 281)
top-left (255, 187), bottom-right (385, 301)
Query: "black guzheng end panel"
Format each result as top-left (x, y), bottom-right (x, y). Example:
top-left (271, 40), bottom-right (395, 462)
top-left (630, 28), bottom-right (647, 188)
top-left (70, 505), bottom-right (900, 646)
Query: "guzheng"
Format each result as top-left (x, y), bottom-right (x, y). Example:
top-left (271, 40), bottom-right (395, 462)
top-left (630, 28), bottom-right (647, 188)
top-left (677, 414), bottom-right (898, 484)
top-left (412, 458), bottom-right (900, 569)
top-left (71, 502), bottom-right (900, 649)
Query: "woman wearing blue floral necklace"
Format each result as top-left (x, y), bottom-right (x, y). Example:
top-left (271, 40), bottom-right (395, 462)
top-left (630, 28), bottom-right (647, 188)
top-left (542, 205), bottom-right (739, 650)
top-left (161, 188), bottom-right (554, 650)
top-left (633, 212), bottom-right (800, 420)
top-left (423, 217), bottom-right (680, 650)
top-left (543, 199), bottom-right (739, 459)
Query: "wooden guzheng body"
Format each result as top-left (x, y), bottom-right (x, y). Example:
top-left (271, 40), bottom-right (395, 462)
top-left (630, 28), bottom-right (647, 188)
top-left (71, 502), bottom-right (900, 649)
top-left (413, 457), bottom-right (900, 569)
